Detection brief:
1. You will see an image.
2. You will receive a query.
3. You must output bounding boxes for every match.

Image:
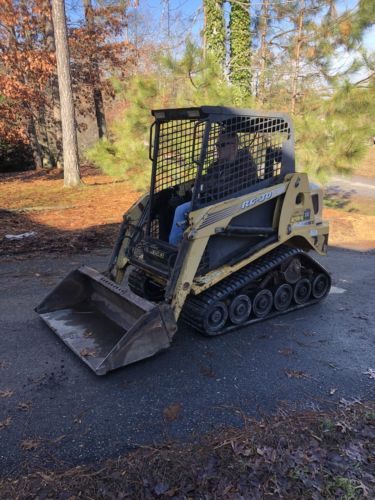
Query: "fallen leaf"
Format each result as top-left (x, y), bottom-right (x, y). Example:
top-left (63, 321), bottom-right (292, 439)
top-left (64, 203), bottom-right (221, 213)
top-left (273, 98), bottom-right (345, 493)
top-left (163, 403), bottom-right (182, 422)
top-left (50, 435), bottom-right (65, 444)
top-left (0, 417), bottom-right (12, 430)
top-left (353, 314), bottom-right (369, 321)
top-left (83, 330), bottom-right (93, 338)
top-left (0, 389), bottom-right (14, 398)
top-left (364, 368), bottom-right (375, 380)
top-left (17, 401), bottom-right (32, 412)
top-left (32, 374), bottom-right (47, 384)
top-left (21, 438), bottom-right (41, 451)
top-left (200, 364), bottom-right (216, 378)
top-left (278, 348), bottom-right (295, 357)
top-left (222, 484), bottom-right (234, 495)
top-left (285, 369), bottom-right (310, 379)
top-left (37, 472), bottom-right (53, 482)
top-left (303, 331), bottom-right (314, 337)
top-left (80, 348), bottom-right (96, 358)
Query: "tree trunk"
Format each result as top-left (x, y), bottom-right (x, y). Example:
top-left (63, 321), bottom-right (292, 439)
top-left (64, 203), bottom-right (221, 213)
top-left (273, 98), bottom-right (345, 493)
top-left (9, 23), bottom-right (44, 170)
top-left (45, 0), bottom-right (63, 168)
top-left (258, 0), bottom-right (269, 105)
top-left (83, 0), bottom-right (107, 139)
top-left (291, 1), bottom-right (305, 115)
top-left (51, 0), bottom-right (81, 187)
top-left (26, 112), bottom-right (43, 170)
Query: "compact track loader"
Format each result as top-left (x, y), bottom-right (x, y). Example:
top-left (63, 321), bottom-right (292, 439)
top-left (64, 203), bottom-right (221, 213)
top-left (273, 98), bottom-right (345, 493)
top-left (36, 106), bottom-right (331, 375)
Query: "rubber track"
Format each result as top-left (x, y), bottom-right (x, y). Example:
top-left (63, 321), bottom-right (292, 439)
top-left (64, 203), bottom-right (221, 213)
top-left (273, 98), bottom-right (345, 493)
top-left (181, 245), bottom-right (331, 335)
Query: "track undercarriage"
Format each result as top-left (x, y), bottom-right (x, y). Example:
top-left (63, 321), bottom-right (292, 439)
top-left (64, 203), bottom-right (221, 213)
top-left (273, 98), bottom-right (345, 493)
top-left (129, 246), bottom-right (331, 337)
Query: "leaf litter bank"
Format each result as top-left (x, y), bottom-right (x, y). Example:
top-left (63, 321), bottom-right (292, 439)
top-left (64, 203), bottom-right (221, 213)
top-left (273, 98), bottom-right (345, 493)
top-left (1, 402), bottom-right (374, 498)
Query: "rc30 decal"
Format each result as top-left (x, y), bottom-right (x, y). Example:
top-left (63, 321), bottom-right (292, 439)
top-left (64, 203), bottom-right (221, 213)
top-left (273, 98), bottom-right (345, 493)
top-left (198, 185), bottom-right (286, 229)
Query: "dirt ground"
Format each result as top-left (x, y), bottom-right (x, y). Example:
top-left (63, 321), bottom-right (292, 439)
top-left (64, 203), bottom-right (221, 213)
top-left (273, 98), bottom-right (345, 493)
top-left (0, 149), bottom-right (374, 257)
top-left (0, 165), bottom-right (140, 256)
top-left (324, 206), bottom-right (375, 251)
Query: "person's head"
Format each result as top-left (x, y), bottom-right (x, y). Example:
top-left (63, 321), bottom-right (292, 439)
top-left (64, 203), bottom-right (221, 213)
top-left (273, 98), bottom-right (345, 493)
top-left (216, 132), bottom-right (239, 161)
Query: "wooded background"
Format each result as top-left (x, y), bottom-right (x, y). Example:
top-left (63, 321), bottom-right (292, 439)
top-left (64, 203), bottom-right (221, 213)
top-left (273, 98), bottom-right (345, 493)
top-left (0, 0), bottom-right (374, 186)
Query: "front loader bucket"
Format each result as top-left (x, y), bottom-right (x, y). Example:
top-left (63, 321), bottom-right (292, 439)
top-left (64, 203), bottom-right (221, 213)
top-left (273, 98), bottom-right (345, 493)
top-left (35, 266), bottom-right (177, 375)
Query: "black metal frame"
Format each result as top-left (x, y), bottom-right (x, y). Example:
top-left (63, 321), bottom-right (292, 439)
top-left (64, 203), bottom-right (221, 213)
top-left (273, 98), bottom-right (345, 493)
top-left (148, 106), bottom-right (294, 222)
top-left (126, 107), bottom-right (295, 275)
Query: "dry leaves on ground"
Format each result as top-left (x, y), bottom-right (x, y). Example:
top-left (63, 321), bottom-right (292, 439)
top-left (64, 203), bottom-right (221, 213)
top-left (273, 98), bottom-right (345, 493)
top-left (278, 348), bottom-right (295, 357)
top-left (163, 403), bottom-right (182, 422)
top-left (199, 364), bottom-right (216, 378)
top-left (285, 369), bottom-right (311, 379)
top-left (0, 389), bottom-right (14, 398)
top-left (79, 348), bottom-right (96, 358)
top-left (0, 167), bottom-right (139, 257)
top-left (0, 417), bottom-right (12, 430)
top-left (364, 368), bottom-right (375, 380)
top-left (1, 402), bottom-right (375, 499)
top-left (17, 401), bottom-right (32, 412)
top-left (20, 438), bottom-right (42, 451)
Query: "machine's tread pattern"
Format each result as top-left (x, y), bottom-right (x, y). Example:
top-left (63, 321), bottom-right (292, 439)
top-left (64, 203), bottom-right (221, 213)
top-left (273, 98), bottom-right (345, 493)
top-left (181, 245), bottom-right (331, 335)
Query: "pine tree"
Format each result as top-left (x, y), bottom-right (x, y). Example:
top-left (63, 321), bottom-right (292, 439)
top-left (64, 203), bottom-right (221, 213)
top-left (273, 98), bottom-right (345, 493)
top-left (43, 0), bottom-right (63, 168)
top-left (86, 42), bottom-right (234, 189)
top-left (295, 82), bottom-right (374, 182)
top-left (229, 0), bottom-right (252, 105)
top-left (51, 0), bottom-right (81, 187)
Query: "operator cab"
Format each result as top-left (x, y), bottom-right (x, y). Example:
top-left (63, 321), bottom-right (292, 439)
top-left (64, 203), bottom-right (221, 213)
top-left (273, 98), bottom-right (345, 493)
top-left (126, 106), bottom-right (294, 277)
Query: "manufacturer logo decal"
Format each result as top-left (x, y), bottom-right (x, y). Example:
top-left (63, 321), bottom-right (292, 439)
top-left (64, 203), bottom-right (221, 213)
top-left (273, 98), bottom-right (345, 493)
top-left (198, 185), bottom-right (286, 229)
top-left (241, 191), bottom-right (272, 209)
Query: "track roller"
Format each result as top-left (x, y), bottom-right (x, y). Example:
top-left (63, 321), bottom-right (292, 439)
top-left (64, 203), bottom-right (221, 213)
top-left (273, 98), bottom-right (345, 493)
top-left (253, 289), bottom-right (273, 318)
top-left (274, 283), bottom-right (293, 311)
top-left (182, 245), bottom-right (331, 337)
top-left (229, 295), bottom-right (252, 325)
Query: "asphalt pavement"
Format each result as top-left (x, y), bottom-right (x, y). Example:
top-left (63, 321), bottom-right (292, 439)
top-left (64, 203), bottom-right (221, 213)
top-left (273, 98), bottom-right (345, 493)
top-left (0, 247), bottom-right (374, 474)
top-left (327, 175), bottom-right (375, 199)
